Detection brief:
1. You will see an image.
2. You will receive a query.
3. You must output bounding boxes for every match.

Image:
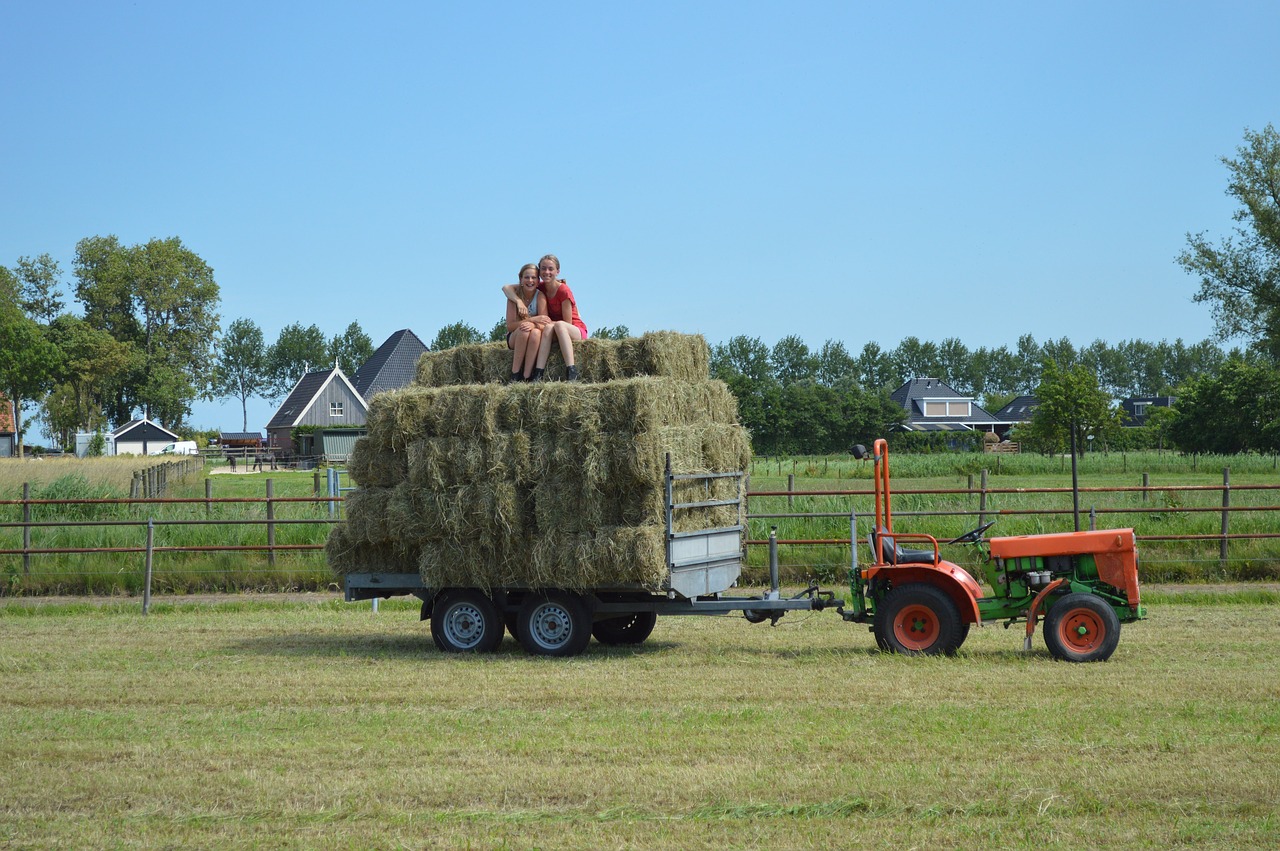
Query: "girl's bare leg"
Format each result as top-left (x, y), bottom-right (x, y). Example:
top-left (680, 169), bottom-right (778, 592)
top-left (522, 328), bottom-right (542, 377)
top-left (553, 321), bottom-right (577, 367)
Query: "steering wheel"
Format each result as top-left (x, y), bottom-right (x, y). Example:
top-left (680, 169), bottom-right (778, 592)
top-left (946, 521), bottom-right (996, 545)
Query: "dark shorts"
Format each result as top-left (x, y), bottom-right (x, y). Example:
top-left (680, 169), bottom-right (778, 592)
top-left (506, 331), bottom-right (514, 349)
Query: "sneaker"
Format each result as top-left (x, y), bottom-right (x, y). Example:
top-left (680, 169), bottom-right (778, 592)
top-left (566, 365), bottom-right (580, 381)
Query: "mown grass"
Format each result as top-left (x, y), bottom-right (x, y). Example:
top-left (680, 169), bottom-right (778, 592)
top-left (0, 592), bottom-right (1276, 849)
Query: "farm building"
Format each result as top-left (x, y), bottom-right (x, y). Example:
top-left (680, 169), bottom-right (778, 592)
top-left (266, 366), bottom-right (368, 455)
top-left (111, 419), bottom-right (181, 456)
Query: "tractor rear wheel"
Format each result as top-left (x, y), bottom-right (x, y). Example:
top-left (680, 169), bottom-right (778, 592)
top-left (431, 589), bottom-right (504, 653)
top-left (591, 611), bottom-right (658, 645)
top-left (874, 583), bottom-right (966, 656)
top-left (1043, 593), bottom-right (1121, 662)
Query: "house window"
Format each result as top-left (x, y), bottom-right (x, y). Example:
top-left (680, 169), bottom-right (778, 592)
top-left (923, 400), bottom-right (971, 417)
top-left (1133, 403), bottom-right (1148, 418)
top-left (330, 402), bottom-right (344, 417)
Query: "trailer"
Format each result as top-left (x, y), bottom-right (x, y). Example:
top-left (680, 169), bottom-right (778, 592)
top-left (343, 461), bottom-right (842, 657)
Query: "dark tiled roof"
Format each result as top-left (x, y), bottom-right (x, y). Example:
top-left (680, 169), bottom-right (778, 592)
top-left (994, 395), bottom-right (1039, 422)
top-left (266, 370), bottom-right (333, 430)
top-left (220, 432), bottom-right (264, 442)
top-left (353, 329), bottom-right (427, 398)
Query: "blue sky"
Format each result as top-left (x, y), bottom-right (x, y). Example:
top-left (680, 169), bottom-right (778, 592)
top-left (3, 1), bottom-right (1277, 436)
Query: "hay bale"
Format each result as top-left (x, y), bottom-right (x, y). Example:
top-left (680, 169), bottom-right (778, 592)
top-left (325, 525), bottom-right (419, 576)
top-left (413, 332), bottom-right (711, 387)
top-left (346, 439), bottom-right (408, 488)
top-left (418, 524), bottom-right (670, 591)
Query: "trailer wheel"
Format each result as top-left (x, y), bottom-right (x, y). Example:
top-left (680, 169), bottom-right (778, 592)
top-left (431, 590), bottom-right (504, 653)
top-left (874, 583), bottom-right (965, 656)
top-left (517, 591), bottom-right (591, 657)
top-left (592, 611), bottom-right (657, 645)
top-left (1043, 593), bottom-right (1121, 662)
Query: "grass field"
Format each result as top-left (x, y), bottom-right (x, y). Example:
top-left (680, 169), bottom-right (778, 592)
top-left (1, 590), bottom-right (1276, 848)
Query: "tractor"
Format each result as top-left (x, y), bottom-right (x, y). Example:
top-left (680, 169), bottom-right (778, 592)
top-left (841, 439), bottom-right (1145, 661)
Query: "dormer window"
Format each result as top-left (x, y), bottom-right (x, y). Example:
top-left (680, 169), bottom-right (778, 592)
top-left (923, 400), bottom-right (971, 417)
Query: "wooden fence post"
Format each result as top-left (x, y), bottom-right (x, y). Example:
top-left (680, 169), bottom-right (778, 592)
top-left (266, 479), bottom-right (276, 567)
top-left (143, 518), bottom-right (154, 615)
top-left (787, 474), bottom-right (794, 509)
top-left (1220, 467), bottom-right (1230, 568)
top-left (205, 478), bottom-right (213, 518)
top-left (1142, 473), bottom-right (1149, 503)
top-left (22, 482), bottom-right (31, 576)
top-left (978, 469), bottom-right (988, 527)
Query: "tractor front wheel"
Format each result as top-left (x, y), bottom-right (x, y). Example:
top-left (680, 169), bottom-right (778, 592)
top-left (1043, 593), bottom-right (1121, 662)
top-left (873, 583), bottom-right (966, 656)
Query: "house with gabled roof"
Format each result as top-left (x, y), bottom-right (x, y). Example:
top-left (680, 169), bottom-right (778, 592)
top-left (266, 365), bottom-right (367, 455)
top-left (889, 377), bottom-right (1008, 434)
top-left (352, 329), bottom-right (428, 399)
top-left (112, 418), bottom-right (181, 456)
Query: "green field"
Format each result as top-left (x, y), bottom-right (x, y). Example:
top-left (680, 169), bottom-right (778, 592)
top-left (1, 590), bottom-right (1277, 848)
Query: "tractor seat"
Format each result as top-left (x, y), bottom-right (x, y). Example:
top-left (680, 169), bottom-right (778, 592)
top-left (872, 529), bottom-right (937, 565)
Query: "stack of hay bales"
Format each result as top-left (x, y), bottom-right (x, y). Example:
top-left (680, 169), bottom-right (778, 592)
top-left (326, 332), bottom-right (752, 591)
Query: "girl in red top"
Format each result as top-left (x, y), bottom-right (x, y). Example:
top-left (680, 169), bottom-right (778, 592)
top-left (502, 253), bottom-right (588, 380)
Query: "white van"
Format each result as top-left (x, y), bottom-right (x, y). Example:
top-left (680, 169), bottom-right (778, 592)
top-left (154, 441), bottom-right (199, 456)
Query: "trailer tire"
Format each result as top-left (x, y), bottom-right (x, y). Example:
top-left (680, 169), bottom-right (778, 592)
top-left (1043, 593), bottom-right (1120, 662)
top-left (517, 591), bottom-right (592, 657)
top-left (431, 590), bottom-right (504, 653)
top-left (592, 611), bottom-right (657, 645)
top-left (874, 583), bottom-right (965, 656)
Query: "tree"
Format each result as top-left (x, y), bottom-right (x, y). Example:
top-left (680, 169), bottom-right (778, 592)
top-left (814, 340), bottom-right (855, 387)
top-left (264, 323), bottom-right (329, 400)
top-left (488, 318), bottom-right (508, 342)
top-left (592, 325), bottom-right (631, 340)
top-left (1178, 124), bottom-right (1280, 359)
top-left (429, 321), bottom-right (484, 351)
top-left (0, 295), bottom-right (61, 457)
top-left (1166, 355), bottom-right (1280, 454)
top-left (891, 336), bottom-right (941, 383)
top-left (711, 336), bottom-right (773, 384)
top-left (1023, 360), bottom-right (1123, 456)
top-left (855, 341), bottom-right (895, 390)
top-left (14, 253), bottom-right (65, 322)
top-left (770, 335), bottom-right (817, 385)
top-left (215, 318), bottom-right (269, 432)
top-left (40, 315), bottom-right (133, 446)
top-left (73, 235), bottom-right (221, 428)
top-left (327, 321), bottom-right (374, 373)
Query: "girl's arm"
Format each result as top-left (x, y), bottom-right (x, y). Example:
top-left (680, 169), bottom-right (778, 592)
top-left (501, 284), bottom-right (528, 318)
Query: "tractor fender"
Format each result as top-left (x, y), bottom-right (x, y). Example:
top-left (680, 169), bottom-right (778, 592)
top-left (869, 561), bottom-right (982, 623)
